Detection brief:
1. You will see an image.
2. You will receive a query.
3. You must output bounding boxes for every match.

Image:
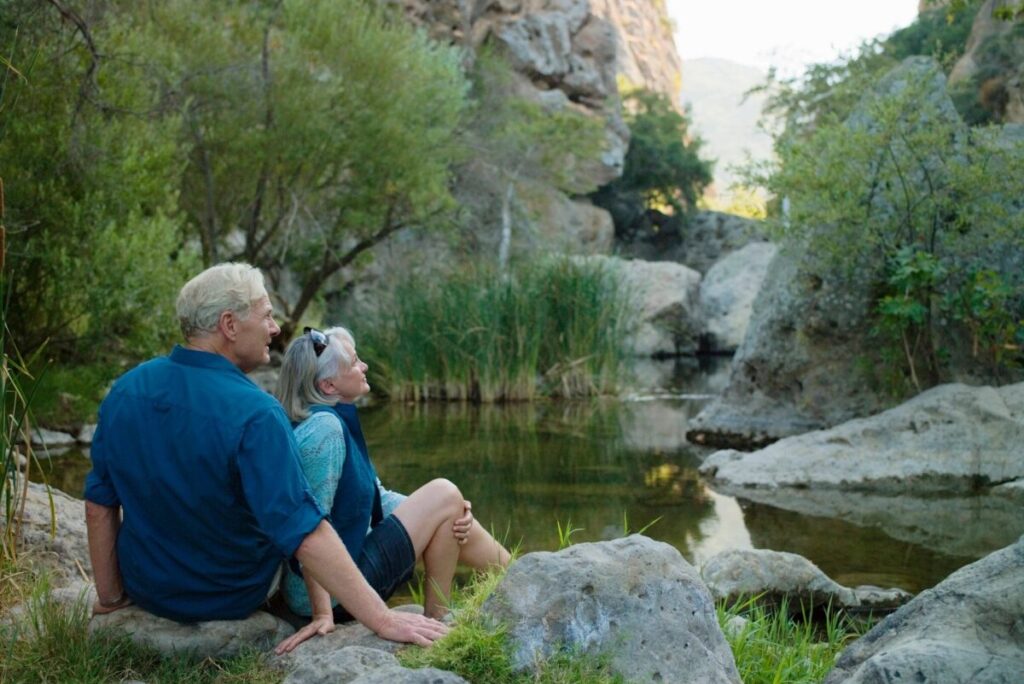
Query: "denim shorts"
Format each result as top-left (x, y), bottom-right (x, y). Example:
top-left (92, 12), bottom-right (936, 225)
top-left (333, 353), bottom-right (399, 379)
top-left (333, 513), bottom-right (416, 622)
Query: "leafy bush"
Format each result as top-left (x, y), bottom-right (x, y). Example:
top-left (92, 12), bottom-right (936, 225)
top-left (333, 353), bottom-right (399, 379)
top-left (592, 90), bottom-right (712, 241)
top-left (756, 62), bottom-right (1024, 393)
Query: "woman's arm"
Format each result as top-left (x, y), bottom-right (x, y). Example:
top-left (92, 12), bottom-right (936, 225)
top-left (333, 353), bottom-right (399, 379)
top-left (275, 572), bottom-right (335, 654)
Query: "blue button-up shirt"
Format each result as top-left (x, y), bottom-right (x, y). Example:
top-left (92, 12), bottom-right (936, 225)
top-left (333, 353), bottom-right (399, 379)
top-left (85, 345), bottom-right (325, 622)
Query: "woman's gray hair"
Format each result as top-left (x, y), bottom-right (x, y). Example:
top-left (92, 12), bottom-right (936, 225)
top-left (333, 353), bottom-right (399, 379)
top-left (276, 328), bottom-right (355, 423)
top-left (176, 263), bottom-right (267, 340)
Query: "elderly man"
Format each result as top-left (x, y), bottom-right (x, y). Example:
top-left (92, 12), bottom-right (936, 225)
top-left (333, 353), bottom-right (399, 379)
top-left (85, 263), bottom-right (445, 646)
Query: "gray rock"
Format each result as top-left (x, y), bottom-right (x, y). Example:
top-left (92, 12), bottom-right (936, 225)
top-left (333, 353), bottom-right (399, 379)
top-left (0, 482), bottom-right (90, 586)
top-left (350, 667), bottom-right (468, 683)
top-left (77, 423), bottom-right (98, 445)
top-left (274, 604), bottom-right (426, 673)
top-left (90, 607), bottom-right (294, 660)
top-left (618, 210), bottom-right (766, 274)
top-left (700, 382), bottom-right (1024, 493)
top-left (699, 241), bottom-right (777, 352)
top-left (702, 548), bottom-right (858, 610)
top-left (825, 536), bottom-right (1024, 684)
top-left (481, 535), bottom-right (741, 684)
top-left (577, 255), bottom-right (702, 356)
top-left (282, 645), bottom-right (399, 684)
top-left (30, 427), bottom-right (77, 449)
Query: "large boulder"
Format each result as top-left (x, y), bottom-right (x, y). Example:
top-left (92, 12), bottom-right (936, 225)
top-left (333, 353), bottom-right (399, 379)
top-left (948, 0), bottom-right (1024, 124)
top-left (1, 481), bottom-right (90, 586)
top-left (578, 255), bottom-right (702, 356)
top-left (701, 549), bottom-right (911, 614)
top-left (617, 210), bottom-right (766, 275)
top-left (825, 535), bottom-right (1024, 684)
top-left (481, 535), bottom-right (741, 684)
top-left (687, 57), bottom-right (1021, 448)
top-left (700, 382), bottom-right (1024, 493)
top-left (90, 606), bottom-right (294, 660)
top-left (699, 241), bottom-right (777, 352)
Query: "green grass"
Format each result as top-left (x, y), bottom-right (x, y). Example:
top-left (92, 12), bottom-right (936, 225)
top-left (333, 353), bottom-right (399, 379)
top-left (359, 258), bottom-right (635, 402)
top-left (0, 569), bottom-right (283, 683)
top-left (717, 596), bottom-right (869, 684)
top-left (26, 360), bottom-right (121, 429)
top-left (399, 567), bottom-right (624, 684)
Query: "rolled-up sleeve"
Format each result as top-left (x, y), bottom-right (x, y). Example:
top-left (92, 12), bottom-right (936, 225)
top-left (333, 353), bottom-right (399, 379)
top-left (84, 413), bottom-right (120, 507)
top-left (237, 407), bottom-right (326, 557)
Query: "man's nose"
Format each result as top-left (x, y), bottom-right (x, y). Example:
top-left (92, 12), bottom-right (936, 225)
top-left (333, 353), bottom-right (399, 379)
top-left (269, 318), bottom-right (281, 337)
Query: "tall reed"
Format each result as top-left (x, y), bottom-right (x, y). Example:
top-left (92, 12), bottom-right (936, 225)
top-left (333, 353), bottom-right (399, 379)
top-left (360, 258), bottom-right (633, 402)
top-left (1, 177), bottom-right (51, 562)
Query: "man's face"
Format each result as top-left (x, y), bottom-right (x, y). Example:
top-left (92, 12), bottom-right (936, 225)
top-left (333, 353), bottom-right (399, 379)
top-left (234, 294), bottom-right (280, 373)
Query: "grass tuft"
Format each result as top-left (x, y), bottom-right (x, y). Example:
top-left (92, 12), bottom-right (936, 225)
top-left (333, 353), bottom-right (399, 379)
top-left (717, 595), bottom-right (868, 684)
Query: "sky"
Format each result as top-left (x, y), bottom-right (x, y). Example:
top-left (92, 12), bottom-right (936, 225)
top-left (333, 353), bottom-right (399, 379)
top-left (667, 1), bottom-right (922, 77)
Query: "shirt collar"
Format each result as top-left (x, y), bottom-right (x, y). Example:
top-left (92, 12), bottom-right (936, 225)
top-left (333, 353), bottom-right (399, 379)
top-left (169, 344), bottom-right (249, 378)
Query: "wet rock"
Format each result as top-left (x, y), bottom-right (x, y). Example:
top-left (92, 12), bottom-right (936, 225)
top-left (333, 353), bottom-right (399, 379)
top-left (699, 241), bottom-right (777, 352)
top-left (90, 607), bottom-right (294, 660)
top-left (700, 382), bottom-right (1024, 494)
top-left (481, 535), bottom-right (741, 683)
top-left (825, 535), bottom-right (1024, 684)
top-left (700, 549), bottom-right (912, 615)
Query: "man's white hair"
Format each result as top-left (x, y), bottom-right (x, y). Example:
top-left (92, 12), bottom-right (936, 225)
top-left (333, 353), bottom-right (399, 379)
top-left (176, 263), bottom-right (267, 340)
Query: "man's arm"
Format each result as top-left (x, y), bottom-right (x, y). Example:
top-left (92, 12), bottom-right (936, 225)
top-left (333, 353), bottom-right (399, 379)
top-left (294, 520), bottom-right (447, 646)
top-left (85, 500), bottom-right (131, 614)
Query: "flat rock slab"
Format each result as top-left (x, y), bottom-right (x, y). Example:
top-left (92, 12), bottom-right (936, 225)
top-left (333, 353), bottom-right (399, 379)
top-left (2, 482), bottom-right (91, 586)
top-left (825, 535), bottom-right (1024, 684)
top-left (30, 427), bottom-right (77, 448)
top-left (282, 645), bottom-right (467, 684)
top-left (90, 606), bottom-right (293, 660)
top-left (482, 535), bottom-right (741, 684)
top-left (700, 382), bottom-right (1024, 493)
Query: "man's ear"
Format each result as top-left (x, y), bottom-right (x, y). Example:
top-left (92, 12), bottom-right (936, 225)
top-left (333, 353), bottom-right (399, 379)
top-left (218, 310), bottom-right (238, 341)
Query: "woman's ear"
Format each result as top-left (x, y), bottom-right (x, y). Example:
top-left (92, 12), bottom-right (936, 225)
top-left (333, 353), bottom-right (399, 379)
top-left (318, 377), bottom-right (337, 396)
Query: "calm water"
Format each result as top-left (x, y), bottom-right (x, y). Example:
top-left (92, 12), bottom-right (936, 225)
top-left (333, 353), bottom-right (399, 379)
top-left (38, 357), bottom-right (1019, 594)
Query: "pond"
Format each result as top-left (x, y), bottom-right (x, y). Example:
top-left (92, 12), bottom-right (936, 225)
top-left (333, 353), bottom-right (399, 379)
top-left (36, 356), bottom-right (1016, 595)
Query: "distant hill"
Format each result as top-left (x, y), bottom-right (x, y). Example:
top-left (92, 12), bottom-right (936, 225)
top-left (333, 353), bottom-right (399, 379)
top-left (680, 58), bottom-right (775, 198)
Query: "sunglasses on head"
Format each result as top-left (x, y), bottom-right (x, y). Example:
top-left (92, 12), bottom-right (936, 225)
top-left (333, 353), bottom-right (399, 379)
top-left (303, 327), bottom-right (328, 357)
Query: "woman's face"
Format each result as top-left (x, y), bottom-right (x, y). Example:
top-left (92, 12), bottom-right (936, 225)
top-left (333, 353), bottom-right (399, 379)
top-left (322, 339), bottom-right (370, 402)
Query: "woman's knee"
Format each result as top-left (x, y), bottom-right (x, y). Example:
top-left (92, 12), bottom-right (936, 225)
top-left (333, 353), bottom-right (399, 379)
top-left (427, 478), bottom-right (463, 514)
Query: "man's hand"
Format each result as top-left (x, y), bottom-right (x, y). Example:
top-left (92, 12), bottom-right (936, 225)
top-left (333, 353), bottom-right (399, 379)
top-left (274, 613), bottom-right (335, 655)
top-left (453, 500), bottom-right (473, 545)
top-left (374, 610), bottom-right (449, 646)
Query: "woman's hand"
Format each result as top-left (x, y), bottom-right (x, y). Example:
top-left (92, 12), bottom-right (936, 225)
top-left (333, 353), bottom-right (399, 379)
top-left (453, 500), bottom-right (473, 545)
top-left (274, 613), bottom-right (336, 655)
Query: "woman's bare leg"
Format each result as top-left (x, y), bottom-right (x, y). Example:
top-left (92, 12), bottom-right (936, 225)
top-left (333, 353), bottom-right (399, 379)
top-left (392, 478), bottom-right (463, 619)
top-left (458, 521), bottom-right (511, 570)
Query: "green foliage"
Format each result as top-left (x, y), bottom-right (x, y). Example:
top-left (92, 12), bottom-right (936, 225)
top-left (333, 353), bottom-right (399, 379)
top-left (592, 90), bottom-right (712, 240)
top-left (400, 567), bottom-right (623, 684)
top-left (756, 65), bottom-right (1024, 391)
top-left (2, 0), bottom-right (470, 352)
top-left (555, 519), bottom-right (583, 549)
top-left (359, 257), bottom-right (634, 402)
top-left (1, 1), bottom-right (198, 361)
top-left (717, 596), bottom-right (866, 684)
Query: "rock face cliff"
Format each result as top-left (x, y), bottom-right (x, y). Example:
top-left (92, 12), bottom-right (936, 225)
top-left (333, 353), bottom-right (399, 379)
top-left (590, 0), bottom-right (682, 99)
top-left (947, 0), bottom-right (1024, 123)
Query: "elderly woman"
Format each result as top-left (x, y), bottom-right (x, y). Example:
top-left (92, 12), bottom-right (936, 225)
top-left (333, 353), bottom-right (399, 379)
top-left (274, 325), bottom-right (511, 652)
